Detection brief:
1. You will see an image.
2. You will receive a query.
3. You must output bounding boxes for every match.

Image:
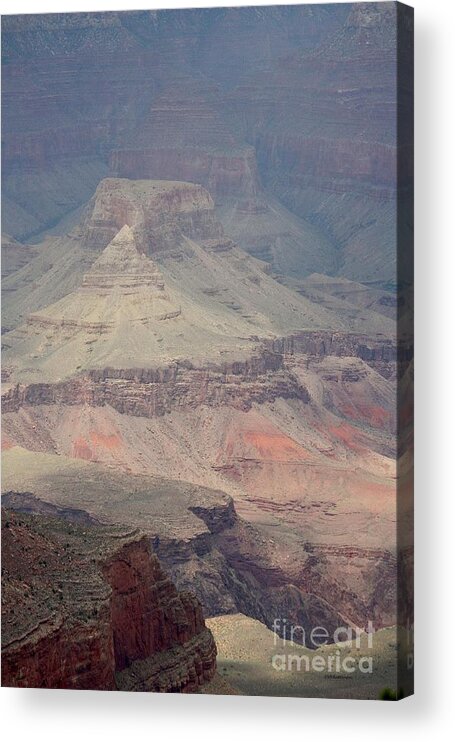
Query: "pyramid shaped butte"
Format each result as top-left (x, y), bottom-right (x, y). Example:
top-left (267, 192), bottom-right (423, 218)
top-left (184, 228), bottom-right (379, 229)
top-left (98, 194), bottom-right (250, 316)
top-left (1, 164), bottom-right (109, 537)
top-left (82, 225), bottom-right (166, 292)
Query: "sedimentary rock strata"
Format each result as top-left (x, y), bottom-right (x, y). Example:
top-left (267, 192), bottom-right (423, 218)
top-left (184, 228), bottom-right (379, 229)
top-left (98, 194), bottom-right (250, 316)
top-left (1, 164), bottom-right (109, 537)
top-left (1, 352), bottom-right (308, 417)
top-left (2, 446), bottom-right (398, 641)
top-left (1, 5), bottom-right (409, 285)
top-left (1, 508), bottom-right (216, 691)
top-left (1, 4), bottom-right (411, 694)
top-left (80, 178), bottom-right (222, 253)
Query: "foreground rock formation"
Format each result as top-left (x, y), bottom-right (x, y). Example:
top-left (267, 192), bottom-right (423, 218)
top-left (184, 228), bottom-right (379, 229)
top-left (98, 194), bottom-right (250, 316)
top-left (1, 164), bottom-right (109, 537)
top-left (2, 446), bottom-right (399, 641)
top-left (1, 508), bottom-right (216, 691)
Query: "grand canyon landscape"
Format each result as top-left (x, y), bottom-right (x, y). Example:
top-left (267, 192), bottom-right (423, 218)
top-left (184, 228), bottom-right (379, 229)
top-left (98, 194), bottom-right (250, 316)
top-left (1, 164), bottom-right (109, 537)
top-left (1, 3), bottom-right (413, 699)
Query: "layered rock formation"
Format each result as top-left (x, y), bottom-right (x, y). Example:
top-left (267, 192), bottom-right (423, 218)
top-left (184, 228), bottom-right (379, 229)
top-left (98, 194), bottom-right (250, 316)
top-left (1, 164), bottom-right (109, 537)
top-left (1, 4), bottom-right (409, 286)
top-left (1, 352), bottom-right (307, 416)
top-left (2, 177), bottom-right (394, 386)
top-left (1, 447), bottom-right (398, 639)
top-left (1, 4), bottom-right (411, 693)
top-left (1, 508), bottom-right (216, 691)
top-left (0, 167), bottom-right (402, 658)
top-left (225, 2), bottom-right (409, 285)
top-left (109, 87), bottom-right (260, 200)
top-left (1, 168), bottom-right (401, 649)
top-left (1, 220), bottom-right (255, 381)
top-left (80, 178), bottom-right (222, 253)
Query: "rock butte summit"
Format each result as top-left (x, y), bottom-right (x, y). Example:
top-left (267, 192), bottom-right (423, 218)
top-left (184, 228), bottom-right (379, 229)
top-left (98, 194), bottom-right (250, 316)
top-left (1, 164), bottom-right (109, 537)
top-left (2, 181), bottom-right (394, 385)
top-left (1, 223), bottom-right (258, 382)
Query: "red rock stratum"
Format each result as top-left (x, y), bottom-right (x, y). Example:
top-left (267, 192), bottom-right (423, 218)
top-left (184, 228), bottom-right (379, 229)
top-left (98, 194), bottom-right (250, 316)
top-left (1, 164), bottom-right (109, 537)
top-left (1, 509), bottom-right (216, 691)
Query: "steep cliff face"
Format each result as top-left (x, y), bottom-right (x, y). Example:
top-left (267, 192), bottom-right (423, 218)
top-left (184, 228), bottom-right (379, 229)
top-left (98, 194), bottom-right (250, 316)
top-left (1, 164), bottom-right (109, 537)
top-left (268, 331), bottom-right (399, 379)
top-left (1, 351), bottom-right (308, 417)
top-left (223, 2), bottom-right (409, 284)
top-left (109, 87), bottom-right (260, 200)
top-left (111, 147), bottom-right (259, 201)
top-left (2, 325), bottom-right (400, 422)
top-left (80, 178), bottom-right (222, 253)
top-left (1, 509), bottom-right (216, 691)
top-left (2, 320), bottom-right (398, 418)
top-left (257, 135), bottom-right (397, 191)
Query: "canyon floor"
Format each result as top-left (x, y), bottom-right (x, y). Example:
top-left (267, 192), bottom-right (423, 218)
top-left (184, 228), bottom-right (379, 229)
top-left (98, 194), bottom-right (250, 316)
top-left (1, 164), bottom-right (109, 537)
top-left (204, 614), bottom-right (397, 700)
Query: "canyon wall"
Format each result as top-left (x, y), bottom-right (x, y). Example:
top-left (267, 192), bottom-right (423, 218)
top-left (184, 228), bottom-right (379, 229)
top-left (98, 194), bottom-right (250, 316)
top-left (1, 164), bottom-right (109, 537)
top-left (0, 5), bottom-right (409, 285)
top-left (110, 146), bottom-right (259, 201)
top-left (1, 452), bottom-right (398, 645)
top-left (1, 351), bottom-right (307, 416)
top-left (2, 332), bottom-right (399, 417)
top-left (1, 509), bottom-right (216, 691)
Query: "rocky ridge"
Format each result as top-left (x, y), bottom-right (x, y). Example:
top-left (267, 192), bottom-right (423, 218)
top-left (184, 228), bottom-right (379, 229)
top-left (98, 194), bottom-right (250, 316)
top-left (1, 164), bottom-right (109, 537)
top-left (1, 352), bottom-right (307, 416)
top-left (1, 507), bottom-right (216, 691)
top-left (2, 448), bottom-right (398, 640)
